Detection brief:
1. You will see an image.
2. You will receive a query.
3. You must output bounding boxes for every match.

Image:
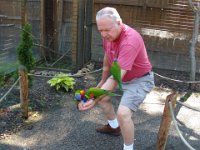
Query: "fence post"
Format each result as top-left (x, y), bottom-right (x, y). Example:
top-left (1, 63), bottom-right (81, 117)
top-left (156, 92), bottom-right (178, 150)
top-left (19, 66), bottom-right (29, 119)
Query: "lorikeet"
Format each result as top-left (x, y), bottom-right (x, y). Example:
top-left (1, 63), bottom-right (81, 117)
top-left (74, 87), bottom-right (121, 103)
top-left (74, 90), bottom-right (88, 103)
top-left (110, 58), bottom-right (122, 90)
top-left (85, 87), bottom-right (121, 98)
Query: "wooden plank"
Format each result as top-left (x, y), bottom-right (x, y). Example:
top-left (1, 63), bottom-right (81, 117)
top-left (94, 0), bottom-right (143, 6)
top-left (76, 0), bottom-right (85, 68)
top-left (0, 1), bottom-right (20, 16)
top-left (71, 0), bottom-right (78, 64)
top-left (63, 1), bottom-right (73, 20)
top-left (21, 0), bottom-right (28, 26)
top-left (146, 0), bottom-right (169, 8)
top-left (44, 0), bottom-right (54, 61)
top-left (40, 0), bottom-right (46, 60)
top-left (53, 0), bottom-right (63, 54)
top-left (52, 0), bottom-right (58, 56)
top-left (134, 22), bottom-right (194, 32)
top-left (83, 0), bottom-right (93, 63)
top-left (164, 9), bottom-right (193, 15)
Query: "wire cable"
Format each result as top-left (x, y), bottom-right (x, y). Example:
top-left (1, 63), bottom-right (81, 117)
top-left (177, 100), bottom-right (200, 112)
top-left (154, 72), bottom-right (200, 84)
top-left (0, 77), bottom-right (20, 103)
top-left (169, 101), bottom-right (196, 150)
top-left (28, 68), bottom-right (102, 78)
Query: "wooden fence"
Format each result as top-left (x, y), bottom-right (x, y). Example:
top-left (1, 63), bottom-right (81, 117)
top-left (0, 0), bottom-right (93, 74)
top-left (91, 0), bottom-right (200, 72)
top-left (1, 0), bottom-right (200, 73)
top-left (0, 0), bottom-right (41, 75)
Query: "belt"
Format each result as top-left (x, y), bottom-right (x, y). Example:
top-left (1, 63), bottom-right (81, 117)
top-left (141, 72), bottom-right (151, 77)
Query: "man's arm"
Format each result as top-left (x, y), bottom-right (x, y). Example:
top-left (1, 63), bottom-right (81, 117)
top-left (78, 59), bottom-right (127, 111)
top-left (101, 69), bottom-right (127, 91)
top-left (78, 69), bottom-right (127, 111)
top-left (97, 54), bottom-right (111, 88)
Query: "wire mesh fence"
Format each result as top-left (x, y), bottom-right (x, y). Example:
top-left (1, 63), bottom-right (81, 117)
top-left (0, 0), bottom-right (77, 76)
top-left (0, 25), bottom-right (20, 75)
top-left (0, 0), bottom-right (41, 75)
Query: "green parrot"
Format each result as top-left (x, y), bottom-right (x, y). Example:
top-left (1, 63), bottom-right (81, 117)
top-left (110, 58), bottom-right (122, 90)
top-left (85, 87), bottom-right (121, 99)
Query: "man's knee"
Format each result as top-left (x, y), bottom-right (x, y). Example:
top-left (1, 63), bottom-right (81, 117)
top-left (117, 106), bottom-right (132, 122)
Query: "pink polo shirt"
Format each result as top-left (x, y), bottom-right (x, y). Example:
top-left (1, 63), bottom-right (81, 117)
top-left (103, 24), bottom-right (152, 82)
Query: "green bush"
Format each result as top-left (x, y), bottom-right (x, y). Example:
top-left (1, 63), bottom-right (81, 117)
top-left (16, 23), bottom-right (35, 72)
top-left (47, 73), bottom-right (75, 92)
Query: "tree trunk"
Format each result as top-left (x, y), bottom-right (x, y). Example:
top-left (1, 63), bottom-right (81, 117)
top-left (189, 11), bottom-right (199, 81)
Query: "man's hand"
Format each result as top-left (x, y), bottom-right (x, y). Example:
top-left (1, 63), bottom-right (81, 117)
top-left (78, 95), bottom-right (107, 111)
top-left (78, 99), bottom-right (95, 111)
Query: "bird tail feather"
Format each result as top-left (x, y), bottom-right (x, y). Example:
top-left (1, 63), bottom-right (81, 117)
top-left (108, 92), bottom-right (121, 97)
top-left (118, 83), bottom-right (122, 91)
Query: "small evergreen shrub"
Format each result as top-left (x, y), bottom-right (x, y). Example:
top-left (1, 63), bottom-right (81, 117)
top-left (16, 23), bottom-right (35, 72)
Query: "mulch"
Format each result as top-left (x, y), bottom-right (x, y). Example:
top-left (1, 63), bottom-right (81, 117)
top-left (0, 65), bottom-right (200, 140)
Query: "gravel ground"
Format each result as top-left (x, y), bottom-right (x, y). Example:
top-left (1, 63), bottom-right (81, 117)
top-left (0, 67), bottom-right (200, 150)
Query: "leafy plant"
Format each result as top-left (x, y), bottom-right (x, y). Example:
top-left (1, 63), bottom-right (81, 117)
top-left (47, 73), bottom-right (75, 92)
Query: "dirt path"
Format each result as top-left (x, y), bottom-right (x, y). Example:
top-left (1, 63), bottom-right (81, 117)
top-left (0, 86), bottom-right (200, 150)
top-left (1, 68), bottom-right (200, 150)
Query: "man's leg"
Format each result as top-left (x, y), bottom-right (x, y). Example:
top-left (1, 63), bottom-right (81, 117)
top-left (117, 105), bottom-right (134, 150)
top-left (96, 95), bottom-right (120, 135)
top-left (98, 95), bottom-right (116, 120)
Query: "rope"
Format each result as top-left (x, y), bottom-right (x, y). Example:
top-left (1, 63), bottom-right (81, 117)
top-left (154, 72), bottom-right (200, 84)
top-left (0, 77), bottom-right (20, 103)
top-left (177, 100), bottom-right (200, 112)
top-left (28, 69), bottom-right (200, 84)
top-left (27, 68), bottom-right (200, 85)
top-left (169, 101), bottom-right (196, 150)
top-left (28, 68), bottom-right (103, 78)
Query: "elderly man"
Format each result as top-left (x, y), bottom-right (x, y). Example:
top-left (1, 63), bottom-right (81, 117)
top-left (78, 7), bottom-right (154, 150)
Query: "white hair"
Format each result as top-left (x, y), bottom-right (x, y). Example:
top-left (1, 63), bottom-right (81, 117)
top-left (96, 7), bottom-right (122, 22)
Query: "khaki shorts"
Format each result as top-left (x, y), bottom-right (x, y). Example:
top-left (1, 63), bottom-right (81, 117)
top-left (120, 72), bottom-right (155, 112)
